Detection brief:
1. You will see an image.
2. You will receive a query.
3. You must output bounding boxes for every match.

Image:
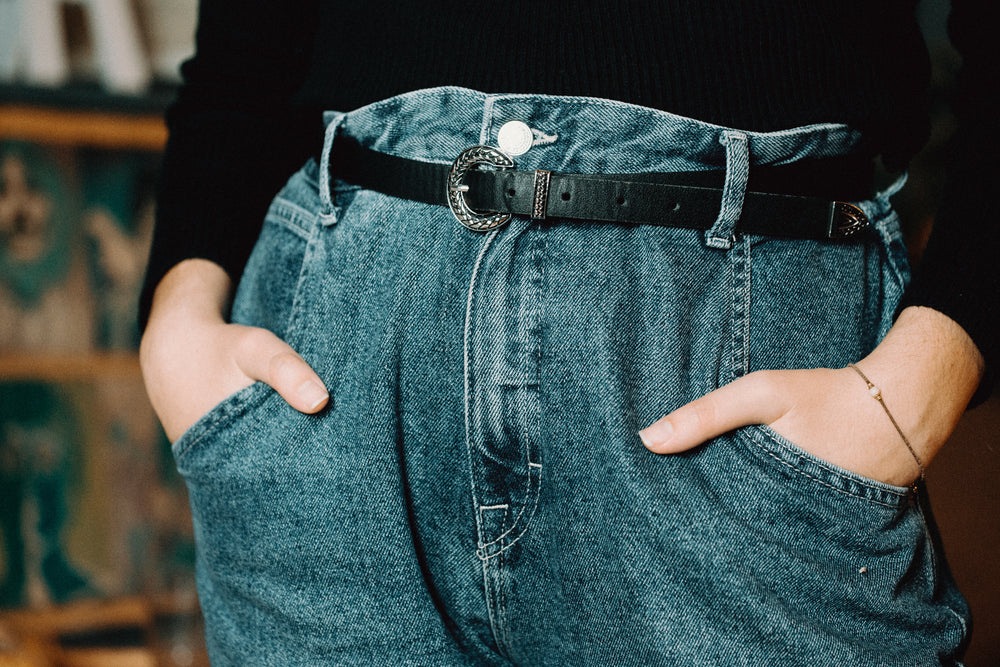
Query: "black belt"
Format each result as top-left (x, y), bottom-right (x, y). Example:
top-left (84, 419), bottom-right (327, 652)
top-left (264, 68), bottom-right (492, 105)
top-left (328, 136), bottom-right (875, 240)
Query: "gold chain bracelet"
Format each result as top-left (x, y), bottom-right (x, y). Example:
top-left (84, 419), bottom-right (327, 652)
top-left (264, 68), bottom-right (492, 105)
top-left (847, 363), bottom-right (926, 488)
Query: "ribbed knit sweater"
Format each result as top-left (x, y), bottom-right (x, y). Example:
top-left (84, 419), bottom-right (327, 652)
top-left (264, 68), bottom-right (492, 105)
top-left (144, 0), bottom-right (999, 393)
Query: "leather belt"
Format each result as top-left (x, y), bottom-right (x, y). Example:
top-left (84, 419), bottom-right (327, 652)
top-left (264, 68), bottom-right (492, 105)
top-left (328, 136), bottom-right (874, 241)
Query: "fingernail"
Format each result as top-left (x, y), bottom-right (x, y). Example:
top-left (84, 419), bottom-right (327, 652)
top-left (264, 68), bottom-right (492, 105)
top-left (638, 420), bottom-right (674, 448)
top-left (298, 380), bottom-right (329, 411)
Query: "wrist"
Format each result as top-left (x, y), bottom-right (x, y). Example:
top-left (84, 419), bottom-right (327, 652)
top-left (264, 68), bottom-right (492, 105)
top-left (856, 306), bottom-right (984, 462)
top-left (146, 259), bottom-right (234, 327)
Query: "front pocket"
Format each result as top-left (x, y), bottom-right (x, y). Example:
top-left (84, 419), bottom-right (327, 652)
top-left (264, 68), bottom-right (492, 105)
top-left (173, 162), bottom-right (323, 470)
top-left (170, 381), bottom-right (272, 468)
top-left (736, 423), bottom-right (912, 509)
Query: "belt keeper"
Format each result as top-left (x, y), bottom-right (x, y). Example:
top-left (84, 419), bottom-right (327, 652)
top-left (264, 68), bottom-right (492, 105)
top-left (532, 169), bottom-right (552, 220)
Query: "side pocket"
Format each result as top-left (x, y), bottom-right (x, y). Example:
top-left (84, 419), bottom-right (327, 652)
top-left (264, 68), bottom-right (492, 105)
top-left (737, 423), bottom-right (912, 508)
top-left (170, 382), bottom-right (271, 467)
top-left (734, 222), bottom-right (907, 502)
top-left (171, 162), bottom-right (321, 467)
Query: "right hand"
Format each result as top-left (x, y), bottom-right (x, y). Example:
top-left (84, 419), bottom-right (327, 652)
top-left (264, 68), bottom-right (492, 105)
top-left (140, 259), bottom-right (329, 442)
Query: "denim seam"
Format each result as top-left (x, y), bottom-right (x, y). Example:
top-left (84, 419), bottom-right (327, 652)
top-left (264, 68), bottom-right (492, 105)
top-left (464, 229), bottom-right (500, 557)
top-left (745, 427), bottom-right (908, 508)
top-left (476, 374), bottom-right (544, 553)
top-left (728, 236), bottom-right (751, 383)
top-left (478, 226), bottom-right (548, 556)
top-left (478, 505), bottom-right (512, 658)
top-left (913, 496), bottom-right (970, 651)
top-left (467, 226), bottom-right (545, 561)
top-left (172, 383), bottom-right (271, 462)
top-left (740, 238), bottom-right (751, 378)
top-left (265, 199), bottom-right (317, 241)
top-left (499, 505), bottom-right (511, 656)
top-left (281, 219), bottom-right (322, 348)
top-left (477, 463), bottom-right (543, 556)
top-left (481, 560), bottom-right (503, 657)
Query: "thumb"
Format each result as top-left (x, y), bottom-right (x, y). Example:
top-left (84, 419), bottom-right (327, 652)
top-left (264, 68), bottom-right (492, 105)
top-left (232, 326), bottom-right (330, 414)
top-left (639, 371), bottom-right (787, 454)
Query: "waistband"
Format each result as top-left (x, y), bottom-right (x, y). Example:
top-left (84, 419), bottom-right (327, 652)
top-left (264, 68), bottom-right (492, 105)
top-left (317, 87), bottom-right (880, 246)
top-left (324, 86), bottom-right (866, 170)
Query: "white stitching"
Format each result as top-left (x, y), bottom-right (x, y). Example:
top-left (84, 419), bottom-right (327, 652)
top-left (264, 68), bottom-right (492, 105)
top-left (480, 504), bottom-right (510, 513)
top-left (478, 228), bottom-right (546, 560)
top-left (265, 199), bottom-right (317, 240)
top-left (465, 230), bottom-right (500, 553)
top-left (477, 463), bottom-right (543, 554)
top-left (755, 426), bottom-right (908, 496)
top-left (481, 558), bottom-right (503, 653)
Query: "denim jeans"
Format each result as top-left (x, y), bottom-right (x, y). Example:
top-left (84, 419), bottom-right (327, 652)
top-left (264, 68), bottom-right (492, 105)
top-left (172, 87), bottom-right (970, 665)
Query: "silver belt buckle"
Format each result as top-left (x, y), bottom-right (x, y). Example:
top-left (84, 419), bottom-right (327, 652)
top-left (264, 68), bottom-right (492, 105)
top-left (447, 145), bottom-right (514, 231)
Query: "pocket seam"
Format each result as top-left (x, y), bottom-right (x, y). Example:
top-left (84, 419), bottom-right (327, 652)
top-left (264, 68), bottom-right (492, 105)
top-left (171, 382), bottom-right (271, 463)
top-left (739, 425), bottom-right (910, 508)
top-left (265, 197), bottom-right (317, 242)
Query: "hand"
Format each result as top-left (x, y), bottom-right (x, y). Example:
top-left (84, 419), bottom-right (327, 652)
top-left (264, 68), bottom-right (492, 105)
top-left (638, 307), bottom-right (985, 487)
top-left (140, 259), bottom-right (328, 442)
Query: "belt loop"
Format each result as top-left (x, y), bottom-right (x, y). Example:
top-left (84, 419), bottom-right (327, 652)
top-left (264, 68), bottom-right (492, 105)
top-left (319, 111), bottom-right (346, 221)
top-left (704, 130), bottom-right (749, 250)
top-left (877, 172), bottom-right (908, 201)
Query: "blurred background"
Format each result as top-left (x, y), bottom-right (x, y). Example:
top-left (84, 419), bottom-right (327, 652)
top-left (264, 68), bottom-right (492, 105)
top-left (0, 1), bottom-right (996, 666)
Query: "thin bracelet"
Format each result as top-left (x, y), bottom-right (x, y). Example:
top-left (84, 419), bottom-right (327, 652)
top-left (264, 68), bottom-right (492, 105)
top-left (848, 363), bottom-right (926, 487)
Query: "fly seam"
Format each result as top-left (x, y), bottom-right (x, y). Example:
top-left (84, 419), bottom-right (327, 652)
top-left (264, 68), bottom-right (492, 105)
top-left (465, 230), bottom-right (502, 551)
top-left (477, 464), bottom-right (543, 557)
top-left (478, 229), bottom-right (546, 557)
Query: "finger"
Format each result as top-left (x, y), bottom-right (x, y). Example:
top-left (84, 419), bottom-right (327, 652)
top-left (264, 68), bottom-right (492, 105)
top-left (639, 371), bottom-right (788, 454)
top-left (233, 327), bottom-right (330, 413)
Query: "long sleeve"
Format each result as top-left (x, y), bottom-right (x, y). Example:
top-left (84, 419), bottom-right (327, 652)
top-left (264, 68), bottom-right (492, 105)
top-left (139, 0), bottom-right (322, 329)
top-left (141, 0), bottom-right (999, 400)
top-left (899, 0), bottom-right (1000, 401)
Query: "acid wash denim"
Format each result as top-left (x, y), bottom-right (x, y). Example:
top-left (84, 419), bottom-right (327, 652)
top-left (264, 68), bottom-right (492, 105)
top-left (171, 87), bottom-right (970, 666)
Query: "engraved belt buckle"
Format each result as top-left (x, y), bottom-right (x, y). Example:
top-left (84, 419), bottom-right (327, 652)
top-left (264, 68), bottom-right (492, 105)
top-left (827, 201), bottom-right (870, 239)
top-left (447, 145), bottom-right (514, 231)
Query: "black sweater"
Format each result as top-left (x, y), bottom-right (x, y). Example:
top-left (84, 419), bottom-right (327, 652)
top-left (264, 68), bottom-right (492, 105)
top-left (144, 0), bottom-right (999, 394)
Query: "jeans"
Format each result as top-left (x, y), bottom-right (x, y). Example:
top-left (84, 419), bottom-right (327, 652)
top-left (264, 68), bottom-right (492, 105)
top-left (172, 87), bottom-right (969, 665)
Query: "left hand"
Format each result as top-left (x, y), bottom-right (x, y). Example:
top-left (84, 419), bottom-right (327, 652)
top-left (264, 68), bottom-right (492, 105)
top-left (638, 307), bottom-right (985, 487)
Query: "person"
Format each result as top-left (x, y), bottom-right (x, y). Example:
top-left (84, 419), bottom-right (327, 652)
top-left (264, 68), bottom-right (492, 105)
top-left (139, 1), bottom-right (996, 664)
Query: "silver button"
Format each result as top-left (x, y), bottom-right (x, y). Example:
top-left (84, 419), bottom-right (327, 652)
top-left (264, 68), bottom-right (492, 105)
top-left (497, 120), bottom-right (533, 156)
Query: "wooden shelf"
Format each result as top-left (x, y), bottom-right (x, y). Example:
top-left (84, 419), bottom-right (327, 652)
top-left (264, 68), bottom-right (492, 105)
top-left (0, 105), bottom-right (166, 150)
top-left (0, 352), bottom-right (142, 381)
top-left (0, 83), bottom-right (170, 150)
